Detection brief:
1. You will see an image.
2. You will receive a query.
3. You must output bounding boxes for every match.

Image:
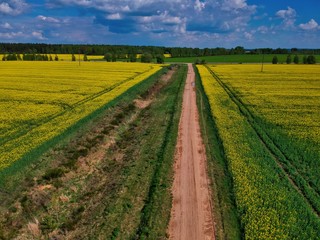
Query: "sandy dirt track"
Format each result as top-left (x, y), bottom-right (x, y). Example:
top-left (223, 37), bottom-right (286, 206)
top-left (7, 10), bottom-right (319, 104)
top-left (168, 64), bottom-right (215, 240)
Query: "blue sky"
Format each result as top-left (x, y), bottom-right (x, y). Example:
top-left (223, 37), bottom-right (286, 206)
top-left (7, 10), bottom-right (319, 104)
top-left (0, 0), bottom-right (319, 48)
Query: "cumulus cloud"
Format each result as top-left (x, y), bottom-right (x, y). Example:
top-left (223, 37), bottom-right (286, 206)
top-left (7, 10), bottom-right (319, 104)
top-left (1, 22), bottom-right (12, 29)
top-left (32, 31), bottom-right (47, 40)
top-left (2, 0), bottom-right (256, 46)
top-left (276, 7), bottom-right (296, 19)
top-left (299, 19), bottom-right (319, 30)
top-left (49, 0), bottom-right (256, 35)
top-left (0, 31), bottom-right (24, 39)
top-left (0, 0), bottom-right (27, 15)
top-left (37, 15), bottom-right (60, 23)
top-left (194, 0), bottom-right (205, 12)
top-left (244, 31), bottom-right (253, 40)
top-left (275, 6), bottom-right (296, 29)
top-left (221, 0), bottom-right (256, 13)
top-left (257, 26), bottom-right (269, 34)
top-left (106, 13), bottom-right (122, 20)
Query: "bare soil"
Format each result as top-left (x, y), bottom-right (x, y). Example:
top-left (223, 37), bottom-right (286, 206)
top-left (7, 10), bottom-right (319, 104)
top-left (168, 64), bottom-right (215, 240)
top-left (134, 67), bottom-right (176, 109)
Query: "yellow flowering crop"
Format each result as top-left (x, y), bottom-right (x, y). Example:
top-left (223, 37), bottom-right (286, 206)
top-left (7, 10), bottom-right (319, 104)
top-left (0, 61), bottom-right (162, 170)
top-left (197, 64), bottom-right (320, 239)
top-left (209, 64), bottom-right (320, 143)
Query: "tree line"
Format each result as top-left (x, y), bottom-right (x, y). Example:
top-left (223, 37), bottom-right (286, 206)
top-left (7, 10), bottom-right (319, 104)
top-left (2, 52), bottom-right (163, 63)
top-left (1, 43), bottom-right (320, 58)
top-left (1, 53), bottom-right (90, 62)
top-left (272, 55), bottom-right (317, 64)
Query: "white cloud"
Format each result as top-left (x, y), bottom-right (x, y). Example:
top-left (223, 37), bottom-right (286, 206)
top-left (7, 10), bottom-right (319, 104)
top-left (1, 22), bottom-right (12, 29)
top-left (37, 15), bottom-right (60, 23)
top-left (299, 19), bottom-right (319, 31)
top-left (0, 31), bottom-right (24, 39)
top-left (0, 2), bottom-right (12, 14)
top-left (221, 0), bottom-right (256, 11)
top-left (106, 13), bottom-right (121, 20)
top-left (275, 7), bottom-right (296, 29)
top-left (244, 31), bottom-right (253, 40)
top-left (194, 0), bottom-right (205, 12)
top-left (140, 11), bottom-right (182, 24)
top-left (0, 0), bottom-right (27, 15)
top-left (222, 0), bottom-right (246, 10)
top-left (32, 31), bottom-right (47, 40)
top-left (276, 7), bottom-right (296, 19)
top-left (257, 26), bottom-right (269, 34)
top-left (138, 11), bottom-right (185, 34)
top-left (38, 0), bottom-right (258, 45)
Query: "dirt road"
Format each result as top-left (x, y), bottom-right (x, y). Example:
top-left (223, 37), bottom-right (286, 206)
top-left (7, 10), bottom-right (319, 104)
top-left (168, 64), bottom-right (215, 240)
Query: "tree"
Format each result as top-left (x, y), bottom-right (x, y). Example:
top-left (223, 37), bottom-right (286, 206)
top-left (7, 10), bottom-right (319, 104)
top-left (35, 54), bottom-right (43, 61)
top-left (2, 55), bottom-right (6, 61)
top-left (49, 55), bottom-right (53, 61)
top-left (83, 54), bottom-right (88, 61)
top-left (112, 54), bottom-right (117, 62)
top-left (5, 54), bottom-right (18, 61)
top-left (72, 54), bottom-right (76, 61)
top-left (272, 55), bottom-right (278, 64)
top-left (129, 54), bottom-right (137, 62)
top-left (234, 46), bottom-right (245, 54)
top-left (286, 55), bottom-right (292, 64)
top-left (104, 53), bottom-right (112, 62)
top-left (303, 55), bottom-right (308, 64)
top-left (156, 54), bottom-right (164, 64)
top-left (55, 55), bottom-right (59, 61)
top-left (141, 53), bottom-right (153, 63)
top-left (293, 55), bottom-right (299, 64)
top-left (307, 55), bottom-right (316, 64)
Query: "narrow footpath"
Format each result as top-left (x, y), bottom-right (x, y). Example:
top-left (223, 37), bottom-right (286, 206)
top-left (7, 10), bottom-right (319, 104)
top-left (168, 64), bottom-right (215, 240)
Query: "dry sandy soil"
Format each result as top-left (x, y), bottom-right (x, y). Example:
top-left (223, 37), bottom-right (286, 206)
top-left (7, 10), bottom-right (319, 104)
top-left (168, 64), bottom-right (215, 240)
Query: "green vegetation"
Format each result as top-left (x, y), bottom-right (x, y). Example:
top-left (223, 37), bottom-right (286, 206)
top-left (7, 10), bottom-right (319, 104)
top-left (272, 55), bottom-right (278, 64)
top-left (141, 53), bottom-right (153, 63)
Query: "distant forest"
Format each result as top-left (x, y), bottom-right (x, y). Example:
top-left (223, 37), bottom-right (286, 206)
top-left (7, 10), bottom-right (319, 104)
top-left (1, 43), bottom-right (320, 57)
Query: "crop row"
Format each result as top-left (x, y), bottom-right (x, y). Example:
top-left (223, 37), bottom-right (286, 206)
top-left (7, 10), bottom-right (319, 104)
top-left (197, 65), bottom-right (320, 239)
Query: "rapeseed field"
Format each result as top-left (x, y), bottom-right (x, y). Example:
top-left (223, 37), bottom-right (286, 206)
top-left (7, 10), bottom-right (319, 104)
top-left (0, 61), bottom-right (162, 170)
top-left (198, 64), bottom-right (320, 239)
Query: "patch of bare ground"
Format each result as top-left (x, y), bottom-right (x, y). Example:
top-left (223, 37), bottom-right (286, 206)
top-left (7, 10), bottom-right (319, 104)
top-left (134, 67), bottom-right (176, 109)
